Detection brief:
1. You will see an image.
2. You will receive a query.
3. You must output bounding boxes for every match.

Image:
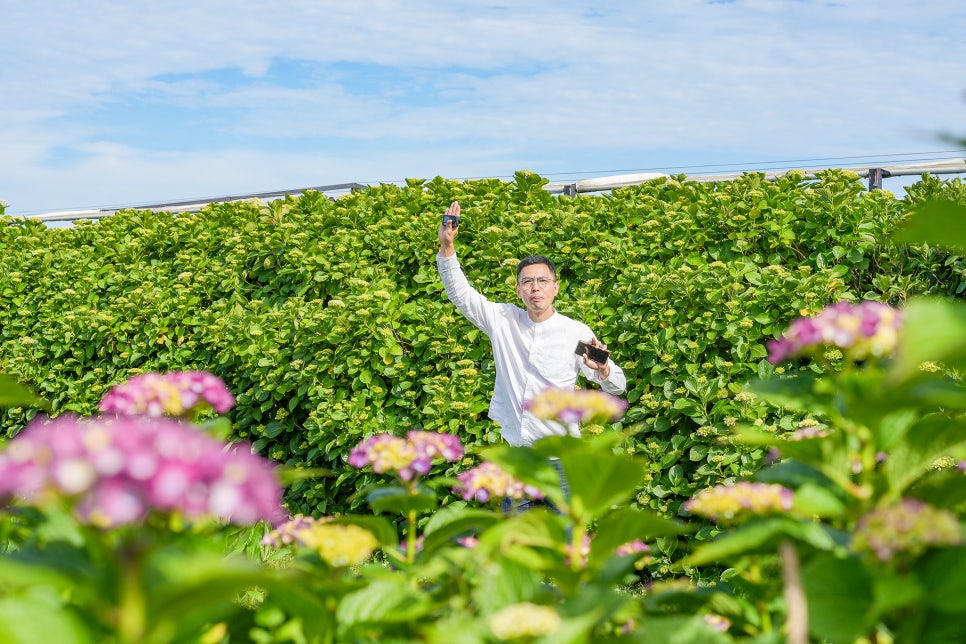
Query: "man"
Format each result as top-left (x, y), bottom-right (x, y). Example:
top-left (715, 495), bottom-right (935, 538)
top-left (436, 200), bottom-right (627, 450)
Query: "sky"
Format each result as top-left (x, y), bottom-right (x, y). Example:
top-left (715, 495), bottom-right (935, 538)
top-left (2, 0), bottom-right (965, 217)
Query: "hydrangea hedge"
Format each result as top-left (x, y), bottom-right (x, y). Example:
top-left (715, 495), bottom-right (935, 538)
top-left (1, 171), bottom-right (964, 522)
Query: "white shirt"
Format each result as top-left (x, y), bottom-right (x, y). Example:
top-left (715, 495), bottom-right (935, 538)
top-left (437, 253), bottom-right (627, 446)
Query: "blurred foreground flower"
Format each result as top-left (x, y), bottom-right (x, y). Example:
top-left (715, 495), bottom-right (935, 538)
top-left (0, 414), bottom-right (284, 528)
top-left (488, 602), bottom-right (562, 640)
top-left (684, 482), bottom-right (793, 523)
top-left (453, 462), bottom-right (545, 503)
top-left (298, 523), bottom-right (379, 567)
top-left (851, 499), bottom-right (962, 562)
top-left (99, 371), bottom-right (236, 418)
top-left (524, 387), bottom-right (628, 425)
top-left (767, 300), bottom-right (902, 365)
top-left (262, 515), bottom-right (327, 547)
top-left (348, 430), bottom-right (463, 481)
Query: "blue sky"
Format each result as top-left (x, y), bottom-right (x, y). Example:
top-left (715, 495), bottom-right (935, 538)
top-left (2, 0), bottom-right (965, 216)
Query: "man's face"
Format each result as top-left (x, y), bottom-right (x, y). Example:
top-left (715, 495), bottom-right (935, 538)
top-left (515, 263), bottom-right (559, 316)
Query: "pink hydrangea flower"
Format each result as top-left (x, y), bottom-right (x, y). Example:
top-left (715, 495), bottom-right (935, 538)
top-left (0, 414), bottom-right (285, 529)
top-left (453, 462), bottom-right (545, 503)
top-left (99, 371), bottom-right (236, 418)
top-left (767, 301), bottom-right (902, 365)
top-left (851, 499), bottom-right (962, 562)
top-left (684, 482), bottom-right (794, 523)
top-left (524, 387), bottom-right (628, 425)
top-left (347, 431), bottom-right (464, 481)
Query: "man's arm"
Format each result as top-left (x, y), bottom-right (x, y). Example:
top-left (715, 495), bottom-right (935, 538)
top-left (435, 201), bottom-right (500, 334)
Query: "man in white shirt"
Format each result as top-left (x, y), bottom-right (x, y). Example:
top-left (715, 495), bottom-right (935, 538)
top-left (436, 200), bottom-right (627, 450)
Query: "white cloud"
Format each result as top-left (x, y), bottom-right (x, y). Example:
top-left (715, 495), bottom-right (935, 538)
top-left (2, 0), bottom-right (964, 214)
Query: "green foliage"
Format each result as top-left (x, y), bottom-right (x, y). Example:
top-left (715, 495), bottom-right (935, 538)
top-left (2, 172), bottom-right (965, 520)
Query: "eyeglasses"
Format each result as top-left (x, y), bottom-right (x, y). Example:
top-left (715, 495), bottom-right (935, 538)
top-left (518, 277), bottom-right (555, 290)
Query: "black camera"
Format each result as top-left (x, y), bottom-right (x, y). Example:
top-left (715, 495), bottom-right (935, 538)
top-left (575, 340), bottom-right (610, 364)
top-left (442, 214), bottom-right (460, 228)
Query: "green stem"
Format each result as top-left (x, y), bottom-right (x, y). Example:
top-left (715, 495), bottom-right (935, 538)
top-left (118, 545), bottom-right (147, 644)
top-left (407, 508), bottom-right (417, 565)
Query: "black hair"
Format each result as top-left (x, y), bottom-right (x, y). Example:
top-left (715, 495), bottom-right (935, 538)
top-left (516, 255), bottom-right (556, 279)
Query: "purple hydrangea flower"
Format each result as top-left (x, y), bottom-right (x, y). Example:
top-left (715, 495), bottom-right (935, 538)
top-left (453, 462), bottom-right (544, 503)
top-left (684, 482), bottom-right (794, 523)
top-left (851, 499), bottom-right (962, 562)
top-left (767, 301), bottom-right (902, 365)
top-left (99, 371), bottom-right (236, 418)
top-left (0, 414), bottom-right (285, 529)
top-left (347, 431), bottom-right (464, 481)
top-left (524, 387), bottom-right (628, 425)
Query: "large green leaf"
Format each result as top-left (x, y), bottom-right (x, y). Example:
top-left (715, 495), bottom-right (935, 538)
top-left (891, 198), bottom-right (966, 252)
top-left (421, 504), bottom-right (500, 554)
top-left (882, 414), bottom-right (966, 499)
top-left (0, 375), bottom-right (52, 412)
top-left (560, 449), bottom-right (648, 525)
top-left (366, 486), bottom-right (438, 515)
top-left (588, 507), bottom-right (687, 568)
top-left (684, 518), bottom-right (838, 567)
top-left (802, 554), bottom-right (874, 643)
top-left (919, 547), bottom-right (966, 613)
top-left (336, 578), bottom-right (432, 626)
top-left (329, 514), bottom-right (400, 547)
top-left (0, 596), bottom-right (93, 644)
top-left (889, 297), bottom-right (966, 383)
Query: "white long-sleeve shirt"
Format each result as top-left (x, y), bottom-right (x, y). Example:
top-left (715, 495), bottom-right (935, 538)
top-left (437, 253), bottom-right (627, 446)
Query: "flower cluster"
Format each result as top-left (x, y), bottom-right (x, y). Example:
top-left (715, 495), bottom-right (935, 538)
top-left (524, 387), bottom-right (628, 425)
top-left (298, 523), bottom-right (380, 567)
top-left (684, 482), bottom-right (794, 523)
top-left (347, 430), bottom-right (464, 481)
top-left (99, 371), bottom-right (236, 418)
top-left (488, 602), bottom-right (562, 640)
top-left (262, 515), bottom-right (328, 547)
top-left (453, 462), bottom-right (545, 503)
top-left (766, 301), bottom-right (902, 365)
top-left (0, 414), bottom-right (284, 529)
top-left (262, 515), bottom-right (380, 566)
top-left (851, 499), bottom-right (962, 562)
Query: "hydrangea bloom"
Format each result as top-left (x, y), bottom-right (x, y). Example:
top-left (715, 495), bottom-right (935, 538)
top-left (99, 371), bottom-right (236, 418)
top-left (0, 414), bottom-right (284, 529)
top-left (347, 430), bottom-right (464, 481)
top-left (296, 523), bottom-right (380, 567)
top-left (524, 387), bottom-right (628, 425)
top-left (683, 482), bottom-right (794, 523)
top-left (262, 515), bottom-right (327, 547)
top-left (851, 499), bottom-right (962, 562)
top-left (767, 301), bottom-right (902, 365)
top-left (453, 462), bottom-right (545, 503)
top-left (488, 602), bottom-right (562, 640)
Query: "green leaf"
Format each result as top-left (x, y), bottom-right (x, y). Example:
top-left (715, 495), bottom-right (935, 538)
top-left (891, 198), bottom-right (966, 252)
top-left (588, 507), bottom-right (688, 568)
top-left (336, 578), bottom-right (432, 625)
top-left (919, 547), bottom-right (966, 613)
top-left (0, 596), bottom-right (94, 644)
top-left (367, 486), bottom-right (438, 515)
top-left (684, 518), bottom-right (838, 567)
top-left (471, 558), bottom-right (544, 614)
top-left (882, 415), bottom-right (966, 498)
top-left (560, 449), bottom-right (648, 525)
top-left (889, 296), bottom-right (966, 382)
top-left (421, 504), bottom-right (501, 554)
top-left (747, 372), bottom-right (834, 415)
top-left (329, 515), bottom-right (400, 547)
top-left (0, 375), bottom-right (52, 411)
top-left (802, 554), bottom-right (874, 643)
